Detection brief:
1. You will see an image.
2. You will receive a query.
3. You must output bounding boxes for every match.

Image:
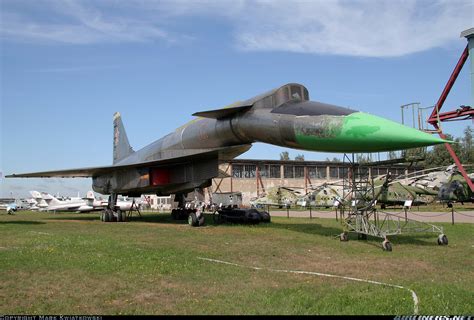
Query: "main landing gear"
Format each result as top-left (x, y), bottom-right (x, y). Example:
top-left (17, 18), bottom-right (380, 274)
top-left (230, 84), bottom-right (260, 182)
top-left (100, 193), bottom-right (127, 222)
top-left (171, 192), bottom-right (205, 227)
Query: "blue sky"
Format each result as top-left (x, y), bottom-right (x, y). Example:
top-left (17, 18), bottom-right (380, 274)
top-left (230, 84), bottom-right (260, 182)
top-left (1, 0), bottom-right (473, 198)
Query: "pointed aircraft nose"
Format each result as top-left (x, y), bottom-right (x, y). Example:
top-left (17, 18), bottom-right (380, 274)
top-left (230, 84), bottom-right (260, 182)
top-left (295, 112), bottom-right (449, 152)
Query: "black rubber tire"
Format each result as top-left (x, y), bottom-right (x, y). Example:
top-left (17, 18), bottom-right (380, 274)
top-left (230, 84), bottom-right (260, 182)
top-left (119, 210), bottom-right (127, 222)
top-left (116, 209), bottom-right (123, 222)
top-left (340, 233), bottom-right (348, 242)
top-left (437, 234), bottom-right (448, 245)
top-left (104, 210), bottom-right (111, 222)
top-left (382, 240), bottom-right (392, 252)
top-left (188, 212), bottom-right (198, 227)
top-left (198, 215), bottom-right (205, 226)
top-left (171, 209), bottom-right (177, 220)
top-left (107, 210), bottom-right (114, 222)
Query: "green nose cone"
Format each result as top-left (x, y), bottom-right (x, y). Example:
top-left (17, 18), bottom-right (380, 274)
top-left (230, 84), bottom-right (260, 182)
top-left (296, 112), bottom-right (449, 153)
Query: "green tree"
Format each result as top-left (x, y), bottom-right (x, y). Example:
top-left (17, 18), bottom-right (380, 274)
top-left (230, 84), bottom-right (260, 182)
top-left (387, 151), bottom-right (398, 160)
top-left (324, 157), bottom-right (341, 162)
top-left (280, 151), bottom-right (290, 161)
top-left (424, 134), bottom-right (461, 168)
top-left (461, 126), bottom-right (473, 164)
top-left (356, 154), bottom-right (370, 163)
top-left (294, 154), bottom-right (305, 161)
top-left (402, 147), bottom-right (426, 161)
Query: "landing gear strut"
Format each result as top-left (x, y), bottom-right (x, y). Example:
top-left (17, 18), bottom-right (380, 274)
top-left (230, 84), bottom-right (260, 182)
top-left (100, 193), bottom-right (127, 222)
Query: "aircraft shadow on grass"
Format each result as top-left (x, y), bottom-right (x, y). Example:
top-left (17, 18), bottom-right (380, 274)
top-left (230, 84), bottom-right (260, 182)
top-left (262, 219), bottom-right (442, 247)
top-left (0, 220), bottom-right (46, 225)
top-left (42, 212), bottom-right (442, 247)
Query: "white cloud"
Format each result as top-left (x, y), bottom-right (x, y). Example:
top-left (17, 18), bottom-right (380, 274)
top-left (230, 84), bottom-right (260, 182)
top-left (231, 0), bottom-right (474, 57)
top-left (0, 0), bottom-right (472, 57)
top-left (0, 0), bottom-right (169, 44)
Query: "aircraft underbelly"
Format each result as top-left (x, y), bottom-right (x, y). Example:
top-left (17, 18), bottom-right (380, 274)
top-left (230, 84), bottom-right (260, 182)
top-left (92, 158), bottom-right (218, 195)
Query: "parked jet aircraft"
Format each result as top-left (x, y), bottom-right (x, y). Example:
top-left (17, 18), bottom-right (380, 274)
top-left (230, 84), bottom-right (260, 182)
top-left (29, 191), bottom-right (49, 210)
top-left (7, 83), bottom-right (448, 226)
top-left (30, 191), bottom-right (97, 212)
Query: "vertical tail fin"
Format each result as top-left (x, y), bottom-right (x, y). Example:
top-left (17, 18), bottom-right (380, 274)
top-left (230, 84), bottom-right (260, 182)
top-left (42, 193), bottom-right (62, 206)
top-left (85, 191), bottom-right (95, 200)
top-left (113, 112), bottom-right (134, 164)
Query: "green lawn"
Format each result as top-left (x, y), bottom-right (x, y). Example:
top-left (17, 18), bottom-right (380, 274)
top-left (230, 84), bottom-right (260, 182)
top-left (0, 210), bottom-right (472, 315)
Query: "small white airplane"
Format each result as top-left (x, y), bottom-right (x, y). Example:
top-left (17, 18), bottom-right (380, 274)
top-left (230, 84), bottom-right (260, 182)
top-left (0, 198), bottom-right (31, 213)
top-left (29, 191), bottom-right (96, 212)
top-left (0, 202), bottom-right (17, 214)
top-left (115, 196), bottom-right (142, 211)
top-left (28, 191), bottom-right (142, 213)
top-left (28, 191), bottom-right (50, 210)
top-left (80, 193), bottom-right (141, 211)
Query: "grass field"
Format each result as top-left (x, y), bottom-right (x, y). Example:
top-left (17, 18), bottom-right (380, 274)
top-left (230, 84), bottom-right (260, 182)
top-left (0, 210), bottom-right (473, 315)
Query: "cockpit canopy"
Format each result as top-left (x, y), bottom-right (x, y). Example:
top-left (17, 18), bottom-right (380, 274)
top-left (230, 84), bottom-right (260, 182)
top-left (251, 83), bottom-right (355, 116)
top-left (252, 83), bottom-right (309, 109)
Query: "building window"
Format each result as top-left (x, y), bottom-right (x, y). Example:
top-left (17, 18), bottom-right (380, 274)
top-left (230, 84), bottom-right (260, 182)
top-left (318, 167), bottom-right (327, 179)
top-left (244, 165), bottom-right (256, 178)
top-left (284, 165), bottom-right (294, 178)
top-left (232, 164), bottom-right (244, 178)
top-left (269, 165), bottom-right (281, 178)
top-left (395, 168), bottom-right (405, 177)
top-left (295, 166), bottom-right (304, 178)
top-left (308, 167), bottom-right (316, 179)
top-left (232, 164), bottom-right (257, 178)
top-left (378, 168), bottom-right (388, 176)
top-left (257, 164), bottom-right (268, 178)
top-left (340, 167), bottom-right (348, 179)
top-left (308, 166), bottom-right (327, 179)
top-left (329, 167), bottom-right (339, 179)
top-left (358, 167), bottom-right (369, 177)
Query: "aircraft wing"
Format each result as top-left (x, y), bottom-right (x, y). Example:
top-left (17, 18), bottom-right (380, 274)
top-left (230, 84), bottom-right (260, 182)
top-left (6, 144), bottom-right (252, 178)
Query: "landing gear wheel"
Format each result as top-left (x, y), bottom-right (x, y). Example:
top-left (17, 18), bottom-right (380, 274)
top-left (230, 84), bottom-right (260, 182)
top-left (198, 215), bottom-right (205, 226)
top-left (108, 210), bottom-right (115, 222)
top-left (188, 212), bottom-right (198, 227)
top-left (116, 209), bottom-right (123, 222)
top-left (382, 240), bottom-right (392, 252)
top-left (340, 232), bottom-right (348, 242)
top-left (437, 234), bottom-right (448, 245)
top-left (121, 210), bottom-right (127, 222)
top-left (171, 209), bottom-right (177, 220)
top-left (104, 209), bottom-right (112, 222)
